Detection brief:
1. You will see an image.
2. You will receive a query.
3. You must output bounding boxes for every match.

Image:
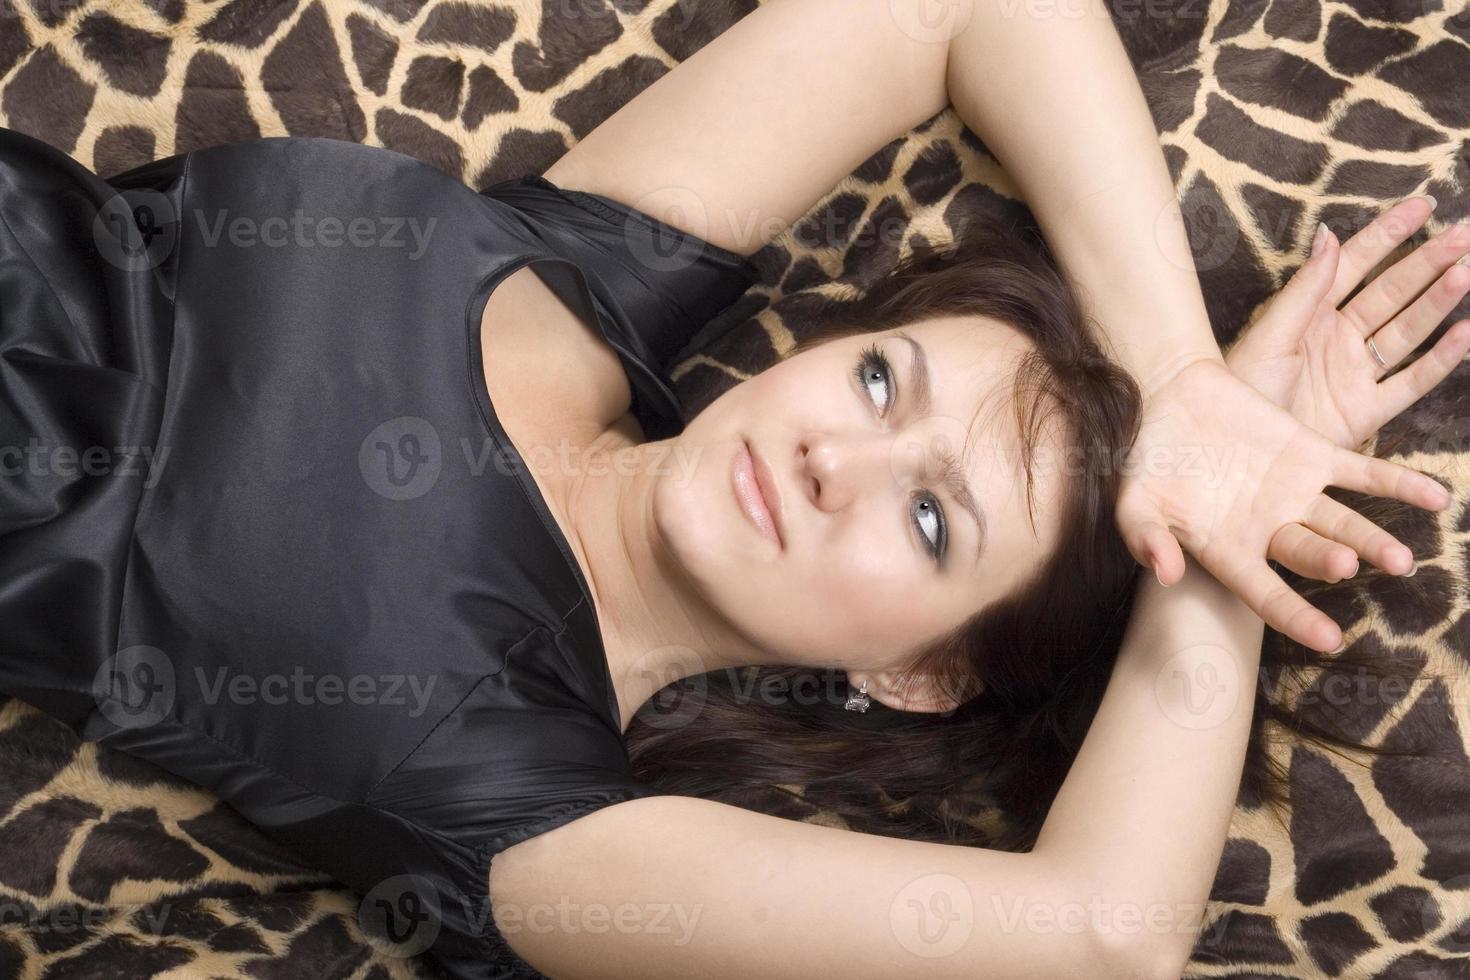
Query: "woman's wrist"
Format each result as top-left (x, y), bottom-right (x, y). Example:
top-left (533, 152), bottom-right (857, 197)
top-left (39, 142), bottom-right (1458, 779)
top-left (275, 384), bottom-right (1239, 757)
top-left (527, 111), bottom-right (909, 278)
top-left (1071, 275), bottom-right (1226, 397)
top-left (1122, 555), bottom-right (1264, 673)
top-left (1119, 336), bottom-right (1226, 398)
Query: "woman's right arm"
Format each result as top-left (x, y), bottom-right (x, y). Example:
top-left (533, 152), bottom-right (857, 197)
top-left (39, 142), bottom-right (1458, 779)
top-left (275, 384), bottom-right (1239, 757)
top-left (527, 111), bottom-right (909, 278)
top-left (488, 561), bottom-right (1262, 980)
top-left (1033, 556), bottom-right (1265, 977)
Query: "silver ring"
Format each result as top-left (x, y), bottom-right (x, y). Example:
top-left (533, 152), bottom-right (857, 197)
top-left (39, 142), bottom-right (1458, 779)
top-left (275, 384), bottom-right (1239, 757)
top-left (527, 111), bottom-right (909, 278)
top-left (1366, 334), bottom-right (1390, 371)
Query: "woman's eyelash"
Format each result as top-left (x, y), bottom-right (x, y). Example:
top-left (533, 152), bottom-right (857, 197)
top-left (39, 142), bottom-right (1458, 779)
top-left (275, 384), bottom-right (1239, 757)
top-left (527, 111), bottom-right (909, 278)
top-left (850, 343), bottom-right (948, 566)
top-left (853, 343), bottom-right (894, 414)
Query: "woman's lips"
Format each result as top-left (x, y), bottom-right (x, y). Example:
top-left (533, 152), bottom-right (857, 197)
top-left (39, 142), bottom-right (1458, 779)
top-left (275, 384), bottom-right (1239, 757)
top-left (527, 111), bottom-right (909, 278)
top-left (733, 439), bottom-right (783, 549)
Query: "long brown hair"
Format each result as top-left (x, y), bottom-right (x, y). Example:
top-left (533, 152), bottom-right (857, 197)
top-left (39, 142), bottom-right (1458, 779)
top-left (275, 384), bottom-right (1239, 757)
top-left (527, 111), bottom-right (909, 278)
top-left (625, 215), bottom-right (1429, 852)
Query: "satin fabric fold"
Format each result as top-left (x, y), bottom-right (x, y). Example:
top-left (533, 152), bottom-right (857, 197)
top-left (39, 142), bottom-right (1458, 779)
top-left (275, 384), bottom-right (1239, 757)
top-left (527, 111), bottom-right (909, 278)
top-left (0, 128), bottom-right (757, 979)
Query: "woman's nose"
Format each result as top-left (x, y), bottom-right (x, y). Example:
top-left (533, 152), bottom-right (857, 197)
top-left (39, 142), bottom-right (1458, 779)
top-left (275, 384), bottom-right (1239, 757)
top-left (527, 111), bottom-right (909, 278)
top-left (799, 433), bottom-right (895, 512)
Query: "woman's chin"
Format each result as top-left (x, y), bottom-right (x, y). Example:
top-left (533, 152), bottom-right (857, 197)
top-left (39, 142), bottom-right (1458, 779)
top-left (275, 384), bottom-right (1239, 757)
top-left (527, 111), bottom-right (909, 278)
top-left (653, 452), bottom-right (775, 568)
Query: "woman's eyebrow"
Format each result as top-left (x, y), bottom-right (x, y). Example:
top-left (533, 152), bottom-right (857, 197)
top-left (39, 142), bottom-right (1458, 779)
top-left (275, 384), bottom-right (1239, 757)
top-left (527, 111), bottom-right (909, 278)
top-left (893, 330), bottom-right (988, 565)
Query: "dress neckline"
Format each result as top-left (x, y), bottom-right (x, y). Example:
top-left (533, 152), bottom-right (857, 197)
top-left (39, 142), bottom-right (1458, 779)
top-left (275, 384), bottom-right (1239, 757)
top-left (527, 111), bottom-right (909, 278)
top-left (463, 254), bottom-right (628, 736)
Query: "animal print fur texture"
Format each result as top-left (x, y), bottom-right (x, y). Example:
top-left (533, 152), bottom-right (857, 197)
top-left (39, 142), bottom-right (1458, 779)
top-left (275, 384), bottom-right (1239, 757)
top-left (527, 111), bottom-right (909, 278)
top-left (2, 0), bottom-right (1470, 976)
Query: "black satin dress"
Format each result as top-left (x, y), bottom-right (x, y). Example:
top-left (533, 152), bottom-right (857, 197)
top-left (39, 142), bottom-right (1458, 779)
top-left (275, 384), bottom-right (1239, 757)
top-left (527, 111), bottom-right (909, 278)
top-left (0, 126), bottom-right (758, 979)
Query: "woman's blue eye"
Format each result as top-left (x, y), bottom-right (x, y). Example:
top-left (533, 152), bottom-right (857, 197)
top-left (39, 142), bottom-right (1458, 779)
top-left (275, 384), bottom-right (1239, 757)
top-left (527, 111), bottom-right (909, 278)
top-left (853, 344), bottom-right (892, 415)
top-left (912, 493), bottom-right (947, 564)
top-left (852, 343), bottom-right (948, 567)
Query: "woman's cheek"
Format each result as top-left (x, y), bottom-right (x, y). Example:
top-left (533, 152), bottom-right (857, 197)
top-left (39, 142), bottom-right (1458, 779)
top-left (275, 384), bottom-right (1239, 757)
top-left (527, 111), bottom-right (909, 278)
top-left (813, 546), bottom-right (910, 616)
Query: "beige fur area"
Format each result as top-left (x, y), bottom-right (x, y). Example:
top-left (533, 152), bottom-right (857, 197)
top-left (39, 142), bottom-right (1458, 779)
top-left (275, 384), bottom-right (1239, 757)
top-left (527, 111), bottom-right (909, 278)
top-left (2, 0), bottom-right (1470, 975)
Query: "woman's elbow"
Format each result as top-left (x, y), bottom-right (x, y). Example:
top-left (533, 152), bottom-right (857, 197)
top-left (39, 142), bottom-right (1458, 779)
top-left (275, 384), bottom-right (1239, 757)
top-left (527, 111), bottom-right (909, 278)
top-left (1092, 922), bottom-right (1196, 980)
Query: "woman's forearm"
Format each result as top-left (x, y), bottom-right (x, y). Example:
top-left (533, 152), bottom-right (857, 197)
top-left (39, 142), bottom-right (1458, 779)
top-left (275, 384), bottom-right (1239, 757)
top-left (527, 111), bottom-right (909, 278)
top-left (1032, 557), bottom-right (1265, 975)
top-left (945, 0), bottom-right (1224, 394)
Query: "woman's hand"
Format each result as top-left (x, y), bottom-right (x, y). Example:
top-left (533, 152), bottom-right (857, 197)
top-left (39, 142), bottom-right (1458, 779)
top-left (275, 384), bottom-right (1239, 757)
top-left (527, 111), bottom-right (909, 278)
top-left (1224, 198), bottom-right (1470, 583)
top-left (1114, 198), bottom-right (1470, 654)
top-left (1225, 198), bottom-right (1470, 451)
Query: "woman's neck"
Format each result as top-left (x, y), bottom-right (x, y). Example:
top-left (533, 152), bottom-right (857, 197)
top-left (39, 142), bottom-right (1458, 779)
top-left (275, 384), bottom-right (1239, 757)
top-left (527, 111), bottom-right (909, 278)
top-left (560, 432), bottom-right (768, 734)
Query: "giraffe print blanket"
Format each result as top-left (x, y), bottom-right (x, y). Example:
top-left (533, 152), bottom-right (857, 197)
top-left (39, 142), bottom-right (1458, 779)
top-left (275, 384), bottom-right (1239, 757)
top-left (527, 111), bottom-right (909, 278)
top-left (1, 0), bottom-right (1469, 976)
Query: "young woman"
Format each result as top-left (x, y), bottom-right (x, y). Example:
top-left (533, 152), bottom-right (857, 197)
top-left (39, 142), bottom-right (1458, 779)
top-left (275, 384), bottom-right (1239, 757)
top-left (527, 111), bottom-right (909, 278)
top-left (1, 0), bottom-right (1466, 978)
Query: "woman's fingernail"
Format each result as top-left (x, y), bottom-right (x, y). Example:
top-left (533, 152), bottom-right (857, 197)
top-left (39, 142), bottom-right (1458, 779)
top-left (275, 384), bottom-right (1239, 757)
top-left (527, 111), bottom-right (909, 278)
top-left (1150, 554), bottom-right (1170, 587)
top-left (1330, 640), bottom-right (1347, 655)
top-left (1404, 560), bottom-right (1418, 577)
top-left (1422, 193), bottom-right (1438, 212)
top-left (1311, 221), bottom-right (1330, 257)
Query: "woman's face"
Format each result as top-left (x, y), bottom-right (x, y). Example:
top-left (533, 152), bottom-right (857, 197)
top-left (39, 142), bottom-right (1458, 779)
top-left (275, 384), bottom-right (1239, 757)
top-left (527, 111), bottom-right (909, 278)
top-left (652, 315), bottom-right (1073, 684)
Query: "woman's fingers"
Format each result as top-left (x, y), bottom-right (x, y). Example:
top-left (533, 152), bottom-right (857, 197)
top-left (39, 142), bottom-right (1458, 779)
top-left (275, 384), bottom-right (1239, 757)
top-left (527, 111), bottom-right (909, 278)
top-left (1249, 226), bottom-right (1340, 349)
top-left (1343, 220), bottom-right (1470, 345)
top-left (1136, 519), bottom-right (1186, 586)
top-left (1361, 262), bottom-right (1470, 376)
top-left (1216, 552), bottom-right (1344, 652)
top-left (1325, 195), bottom-right (1438, 312)
top-left (1303, 492), bottom-right (1414, 575)
top-left (1115, 488), bottom-right (1190, 587)
top-left (1329, 444), bottom-right (1453, 513)
top-left (1267, 521), bottom-right (1358, 582)
top-left (1374, 319), bottom-right (1470, 428)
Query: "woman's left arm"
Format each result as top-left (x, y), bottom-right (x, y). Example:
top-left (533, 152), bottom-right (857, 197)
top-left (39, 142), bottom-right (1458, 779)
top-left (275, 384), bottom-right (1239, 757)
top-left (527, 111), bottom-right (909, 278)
top-left (944, 0), bottom-right (1224, 393)
top-left (549, 0), bottom-right (1223, 388)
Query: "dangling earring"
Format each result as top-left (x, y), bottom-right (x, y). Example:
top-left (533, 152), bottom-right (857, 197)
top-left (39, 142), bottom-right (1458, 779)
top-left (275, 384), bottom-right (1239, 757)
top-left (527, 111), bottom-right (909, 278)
top-left (844, 679), bottom-right (871, 713)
